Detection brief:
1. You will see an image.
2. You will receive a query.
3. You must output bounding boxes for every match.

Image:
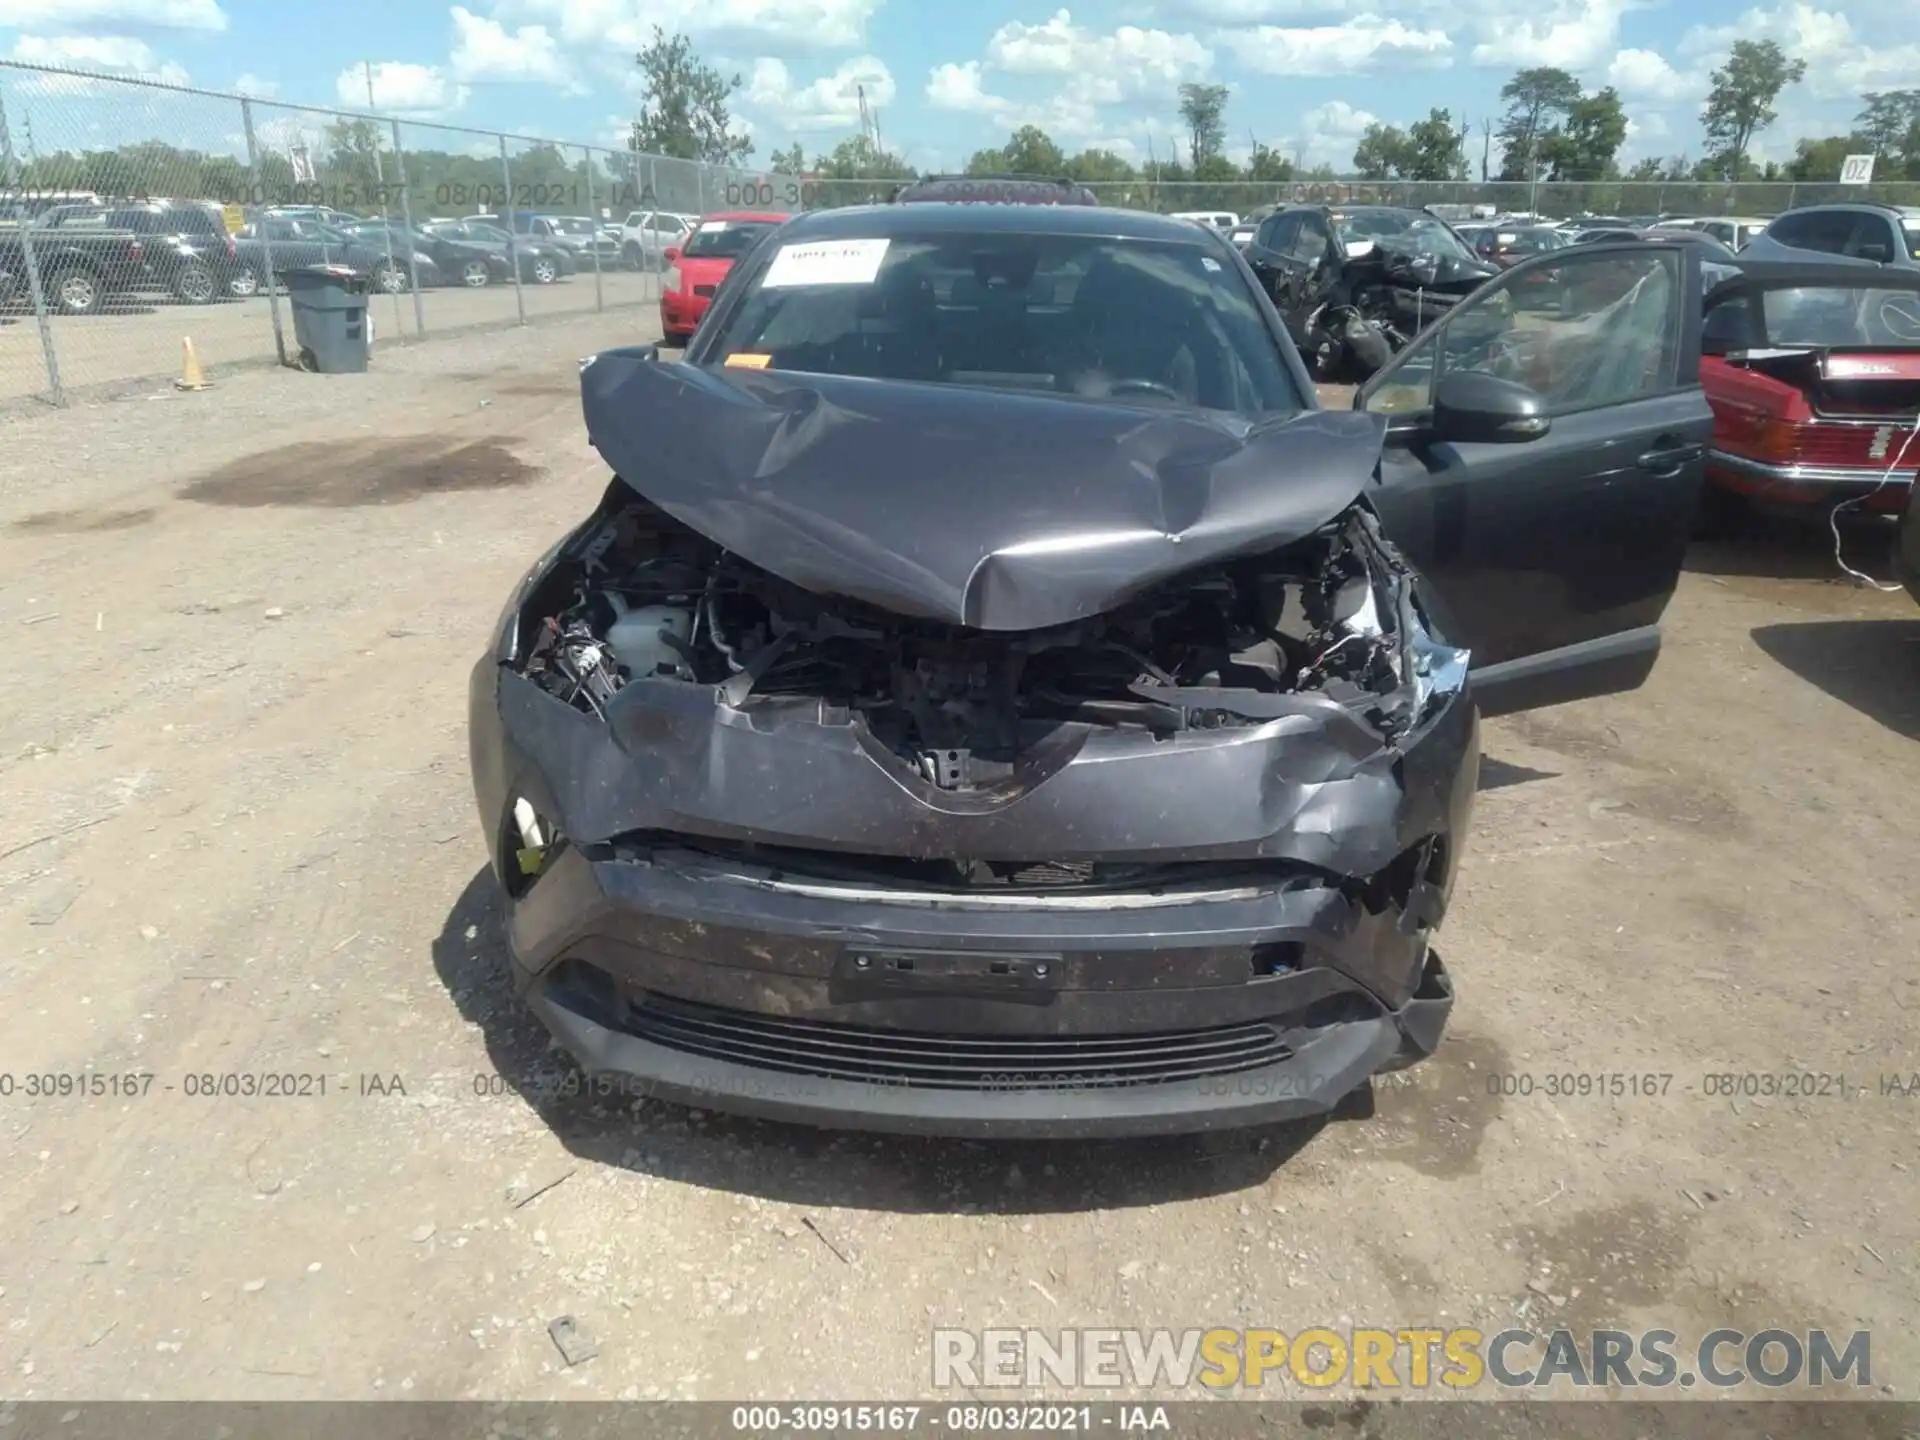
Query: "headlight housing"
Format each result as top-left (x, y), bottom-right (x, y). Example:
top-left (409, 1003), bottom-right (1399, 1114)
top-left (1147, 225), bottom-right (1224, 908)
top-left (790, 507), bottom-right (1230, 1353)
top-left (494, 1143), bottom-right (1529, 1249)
top-left (493, 530), bottom-right (577, 662)
top-left (666, 265), bottom-right (684, 293)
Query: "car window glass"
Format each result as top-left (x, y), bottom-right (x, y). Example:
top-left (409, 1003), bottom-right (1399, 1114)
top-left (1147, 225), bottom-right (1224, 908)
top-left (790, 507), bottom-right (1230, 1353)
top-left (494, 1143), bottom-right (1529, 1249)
top-left (708, 231), bottom-right (1299, 415)
top-left (1291, 216), bottom-right (1330, 265)
top-left (1258, 213), bottom-right (1297, 253)
top-left (1364, 249), bottom-right (1682, 417)
top-left (1905, 219), bottom-right (1920, 259)
top-left (683, 220), bottom-right (780, 260)
top-left (1845, 217), bottom-right (1898, 262)
top-left (1786, 210), bottom-right (1854, 252)
top-left (1761, 286), bottom-right (1920, 345)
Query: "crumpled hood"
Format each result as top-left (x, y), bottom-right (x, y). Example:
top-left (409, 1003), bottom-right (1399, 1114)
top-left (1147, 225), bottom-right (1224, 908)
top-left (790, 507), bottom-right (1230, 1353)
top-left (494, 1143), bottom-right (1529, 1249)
top-left (580, 349), bottom-right (1387, 631)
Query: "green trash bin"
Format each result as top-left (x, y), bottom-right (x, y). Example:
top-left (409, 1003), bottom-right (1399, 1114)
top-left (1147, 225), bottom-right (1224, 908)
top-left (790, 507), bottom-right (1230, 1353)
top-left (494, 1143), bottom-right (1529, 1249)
top-left (284, 264), bottom-right (370, 373)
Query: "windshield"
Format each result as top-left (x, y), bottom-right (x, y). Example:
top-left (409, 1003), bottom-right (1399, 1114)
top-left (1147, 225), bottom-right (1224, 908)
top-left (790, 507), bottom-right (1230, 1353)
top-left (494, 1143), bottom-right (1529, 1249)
top-left (550, 217), bottom-right (597, 235)
top-left (1335, 210), bottom-right (1476, 262)
top-left (1759, 287), bottom-right (1920, 346)
top-left (683, 220), bottom-right (780, 260)
top-left (466, 223), bottom-right (513, 244)
top-left (707, 230), bottom-right (1299, 415)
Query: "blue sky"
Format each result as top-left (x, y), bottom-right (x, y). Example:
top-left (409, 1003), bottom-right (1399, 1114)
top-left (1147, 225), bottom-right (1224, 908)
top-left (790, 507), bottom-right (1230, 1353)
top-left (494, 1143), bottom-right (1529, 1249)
top-left (2, 0), bottom-right (1914, 175)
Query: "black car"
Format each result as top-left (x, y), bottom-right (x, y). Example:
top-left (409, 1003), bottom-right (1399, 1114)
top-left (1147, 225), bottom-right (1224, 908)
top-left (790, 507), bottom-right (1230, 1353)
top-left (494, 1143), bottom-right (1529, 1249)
top-left (1244, 204), bottom-right (1499, 378)
top-left (343, 220), bottom-right (510, 289)
top-left (231, 216), bottom-right (433, 296)
top-left (468, 206), bottom-right (1711, 1138)
top-left (422, 219), bottom-right (572, 284)
top-left (34, 202), bottom-right (239, 304)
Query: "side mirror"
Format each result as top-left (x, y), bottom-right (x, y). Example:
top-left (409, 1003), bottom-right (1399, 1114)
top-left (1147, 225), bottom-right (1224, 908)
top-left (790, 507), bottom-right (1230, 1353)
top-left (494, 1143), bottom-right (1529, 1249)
top-left (663, 246), bottom-right (682, 265)
top-left (1431, 371), bottom-right (1551, 444)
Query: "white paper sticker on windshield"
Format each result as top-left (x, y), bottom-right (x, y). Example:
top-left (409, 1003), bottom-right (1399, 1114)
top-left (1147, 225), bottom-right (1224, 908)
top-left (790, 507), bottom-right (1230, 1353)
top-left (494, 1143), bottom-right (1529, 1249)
top-left (762, 238), bottom-right (890, 288)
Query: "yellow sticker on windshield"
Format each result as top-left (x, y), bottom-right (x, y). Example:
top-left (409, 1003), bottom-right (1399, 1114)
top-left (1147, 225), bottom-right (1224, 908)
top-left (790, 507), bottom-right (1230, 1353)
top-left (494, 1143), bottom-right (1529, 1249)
top-left (725, 353), bottom-right (773, 369)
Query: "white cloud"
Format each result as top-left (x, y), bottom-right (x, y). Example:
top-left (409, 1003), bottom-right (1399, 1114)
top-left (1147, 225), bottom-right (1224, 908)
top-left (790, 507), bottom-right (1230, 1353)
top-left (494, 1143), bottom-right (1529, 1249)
top-left (742, 55), bottom-right (895, 132)
top-left (987, 10), bottom-right (1213, 95)
top-left (7, 34), bottom-right (190, 86)
top-left (1283, 98), bottom-right (1381, 167)
top-left (918, 8), bottom-right (1210, 151)
top-left (1216, 15), bottom-right (1451, 75)
top-left (1619, 111), bottom-right (1672, 163)
top-left (1467, 0), bottom-right (1630, 69)
top-left (1175, 0), bottom-right (1365, 19)
top-left (337, 61), bottom-right (469, 116)
top-left (449, 6), bottom-right (578, 89)
top-left (233, 72), bottom-right (278, 97)
top-left (1607, 48), bottom-right (1698, 102)
top-left (926, 60), bottom-right (1011, 114)
top-left (1681, 2), bottom-right (1920, 100)
top-left (0, 0), bottom-right (223, 29)
top-left (498, 0), bottom-right (879, 55)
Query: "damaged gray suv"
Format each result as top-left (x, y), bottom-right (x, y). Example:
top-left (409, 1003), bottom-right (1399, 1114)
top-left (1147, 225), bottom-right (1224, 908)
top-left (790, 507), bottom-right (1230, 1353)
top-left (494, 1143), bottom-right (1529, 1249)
top-left (469, 203), bottom-right (1712, 1137)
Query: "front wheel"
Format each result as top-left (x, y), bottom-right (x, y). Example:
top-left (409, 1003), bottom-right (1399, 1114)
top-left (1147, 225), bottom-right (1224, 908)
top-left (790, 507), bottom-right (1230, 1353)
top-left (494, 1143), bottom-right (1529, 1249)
top-left (174, 261), bottom-right (217, 305)
top-left (374, 262), bottom-right (408, 294)
top-left (48, 267), bottom-right (100, 316)
top-left (228, 267), bottom-right (261, 298)
top-left (530, 257), bottom-right (558, 285)
top-left (460, 259), bottom-right (490, 288)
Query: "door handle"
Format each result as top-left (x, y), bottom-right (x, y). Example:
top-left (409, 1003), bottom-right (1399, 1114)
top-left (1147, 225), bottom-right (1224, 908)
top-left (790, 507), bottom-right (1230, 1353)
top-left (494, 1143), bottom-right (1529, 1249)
top-left (1637, 441), bottom-right (1704, 473)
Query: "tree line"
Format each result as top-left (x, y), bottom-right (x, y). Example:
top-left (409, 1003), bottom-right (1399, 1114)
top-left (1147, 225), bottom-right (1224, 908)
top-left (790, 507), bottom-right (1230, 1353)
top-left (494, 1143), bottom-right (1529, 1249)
top-left (5, 28), bottom-right (1914, 220)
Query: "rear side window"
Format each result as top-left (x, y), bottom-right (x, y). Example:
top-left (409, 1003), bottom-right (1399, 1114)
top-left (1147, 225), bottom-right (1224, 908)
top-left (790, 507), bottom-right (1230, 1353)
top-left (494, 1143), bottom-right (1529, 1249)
top-left (1905, 220), bottom-right (1920, 259)
top-left (683, 220), bottom-right (780, 260)
top-left (1770, 210), bottom-right (1855, 253)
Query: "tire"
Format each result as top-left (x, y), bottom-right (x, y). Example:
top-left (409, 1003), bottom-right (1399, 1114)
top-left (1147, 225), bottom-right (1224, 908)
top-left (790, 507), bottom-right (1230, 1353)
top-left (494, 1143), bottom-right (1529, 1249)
top-left (174, 261), bottom-right (217, 305)
top-left (460, 259), bottom-right (491, 288)
top-left (530, 257), bottom-right (558, 285)
top-left (374, 262), bottom-right (408, 295)
top-left (49, 267), bottom-right (101, 316)
top-left (228, 268), bottom-right (261, 299)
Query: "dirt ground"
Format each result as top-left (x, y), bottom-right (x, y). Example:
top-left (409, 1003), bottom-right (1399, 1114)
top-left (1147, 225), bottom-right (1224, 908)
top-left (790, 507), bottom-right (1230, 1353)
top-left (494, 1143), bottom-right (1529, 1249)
top-left (2, 314), bottom-right (1918, 1405)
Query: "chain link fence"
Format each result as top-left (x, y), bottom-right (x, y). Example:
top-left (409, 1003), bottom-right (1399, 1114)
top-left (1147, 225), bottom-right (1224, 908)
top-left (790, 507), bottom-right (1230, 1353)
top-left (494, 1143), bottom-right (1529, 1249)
top-left (0, 61), bottom-right (809, 411)
top-left (8, 58), bottom-right (1920, 411)
top-left (1074, 178), bottom-right (1920, 218)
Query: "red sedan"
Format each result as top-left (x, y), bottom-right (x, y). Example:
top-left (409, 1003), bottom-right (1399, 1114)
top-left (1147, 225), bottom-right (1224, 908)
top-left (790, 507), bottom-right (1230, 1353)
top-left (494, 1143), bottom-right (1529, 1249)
top-left (1698, 261), bottom-right (1920, 526)
top-left (658, 211), bottom-right (788, 345)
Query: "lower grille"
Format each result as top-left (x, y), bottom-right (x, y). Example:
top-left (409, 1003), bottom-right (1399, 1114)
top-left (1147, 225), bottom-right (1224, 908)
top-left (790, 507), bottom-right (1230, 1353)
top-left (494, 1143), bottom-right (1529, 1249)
top-left (624, 994), bottom-right (1293, 1090)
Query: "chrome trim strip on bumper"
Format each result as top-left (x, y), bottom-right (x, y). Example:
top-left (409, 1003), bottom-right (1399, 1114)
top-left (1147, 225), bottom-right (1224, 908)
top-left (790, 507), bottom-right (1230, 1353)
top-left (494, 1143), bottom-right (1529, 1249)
top-left (1707, 450), bottom-right (1917, 488)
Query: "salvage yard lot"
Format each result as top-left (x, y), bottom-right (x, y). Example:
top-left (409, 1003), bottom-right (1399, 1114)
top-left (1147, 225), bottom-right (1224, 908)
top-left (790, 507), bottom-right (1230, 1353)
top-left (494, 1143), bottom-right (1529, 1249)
top-left (0, 269), bottom-right (660, 408)
top-left (1, 310), bottom-right (1917, 1403)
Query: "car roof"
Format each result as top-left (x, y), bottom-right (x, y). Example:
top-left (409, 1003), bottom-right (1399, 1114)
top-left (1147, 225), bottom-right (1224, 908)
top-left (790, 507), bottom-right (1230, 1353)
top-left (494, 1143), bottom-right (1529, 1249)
top-left (772, 202), bottom-right (1219, 245)
top-left (1779, 202), bottom-right (1915, 218)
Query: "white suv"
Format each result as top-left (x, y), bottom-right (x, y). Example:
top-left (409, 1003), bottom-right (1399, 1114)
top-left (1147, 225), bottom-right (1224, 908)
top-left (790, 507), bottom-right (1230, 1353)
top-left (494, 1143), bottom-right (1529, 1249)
top-left (619, 210), bottom-right (698, 270)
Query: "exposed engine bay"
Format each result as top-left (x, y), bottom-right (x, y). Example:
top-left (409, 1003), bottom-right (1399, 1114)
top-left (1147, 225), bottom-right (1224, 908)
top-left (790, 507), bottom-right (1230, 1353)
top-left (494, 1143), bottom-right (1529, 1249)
top-left (510, 483), bottom-right (1450, 793)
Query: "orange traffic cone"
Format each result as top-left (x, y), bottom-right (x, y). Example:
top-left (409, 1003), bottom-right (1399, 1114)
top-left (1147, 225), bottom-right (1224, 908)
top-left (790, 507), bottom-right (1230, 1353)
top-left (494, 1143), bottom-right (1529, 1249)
top-left (175, 336), bottom-right (212, 391)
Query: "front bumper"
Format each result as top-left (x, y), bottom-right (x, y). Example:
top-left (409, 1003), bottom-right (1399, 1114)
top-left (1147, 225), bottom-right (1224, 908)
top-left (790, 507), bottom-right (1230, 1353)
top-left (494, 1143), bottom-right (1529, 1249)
top-left (1708, 450), bottom-right (1914, 514)
top-left (659, 289), bottom-right (707, 335)
top-left (468, 649), bottom-right (1476, 1138)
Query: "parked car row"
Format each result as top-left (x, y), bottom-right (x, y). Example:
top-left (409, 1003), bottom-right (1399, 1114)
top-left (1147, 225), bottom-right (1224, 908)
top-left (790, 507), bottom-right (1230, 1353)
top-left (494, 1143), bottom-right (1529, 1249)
top-left (3, 197), bottom-right (664, 312)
